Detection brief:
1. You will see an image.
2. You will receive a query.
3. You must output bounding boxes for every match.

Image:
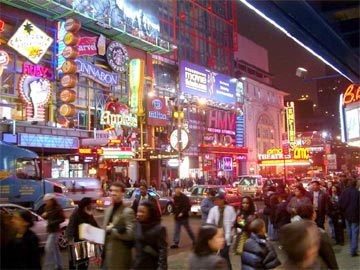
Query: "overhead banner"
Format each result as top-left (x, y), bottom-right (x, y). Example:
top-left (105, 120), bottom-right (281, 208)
top-left (180, 61), bottom-right (236, 104)
top-left (129, 59), bottom-right (145, 114)
top-left (146, 96), bottom-right (167, 126)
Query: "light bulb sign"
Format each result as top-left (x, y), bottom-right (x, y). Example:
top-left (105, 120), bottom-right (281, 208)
top-left (8, 19), bottom-right (53, 64)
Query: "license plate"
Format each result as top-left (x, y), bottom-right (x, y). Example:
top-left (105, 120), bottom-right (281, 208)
top-left (191, 205), bottom-right (200, 213)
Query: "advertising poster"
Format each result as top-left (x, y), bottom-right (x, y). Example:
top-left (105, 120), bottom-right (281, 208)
top-left (180, 61), bottom-right (236, 104)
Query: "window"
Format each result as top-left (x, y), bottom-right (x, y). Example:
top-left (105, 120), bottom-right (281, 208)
top-left (16, 158), bottom-right (39, 179)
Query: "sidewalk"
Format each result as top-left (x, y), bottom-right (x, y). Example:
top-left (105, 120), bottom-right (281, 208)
top-left (168, 239), bottom-right (360, 269)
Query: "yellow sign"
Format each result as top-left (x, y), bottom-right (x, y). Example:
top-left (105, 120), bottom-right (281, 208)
top-left (0, 171), bottom-right (10, 181)
top-left (293, 147), bottom-right (310, 159)
top-left (7, 19), bottom-right (53, 64)
top-left (286, 102), bottom-right (296, 143)
top-left (129, 59), bottom-right (145, 115)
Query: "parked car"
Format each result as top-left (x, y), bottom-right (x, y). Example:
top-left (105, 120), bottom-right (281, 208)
top-left (0, 203), bottom-right (69, 249)
top-left (233, 175), bottom-right (267, 200)
top-left (187, 185), bottom-right (241, 215)
top-left (96, 188), bottom-right (174, 215)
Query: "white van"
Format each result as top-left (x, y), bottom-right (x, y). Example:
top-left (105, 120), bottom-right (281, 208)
top-left (45, 177), bottom-right (103, 203)
top-left (233, 175), bottom-right (266, 200)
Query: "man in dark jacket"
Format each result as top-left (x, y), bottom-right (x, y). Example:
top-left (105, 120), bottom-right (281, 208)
top-left (241, 218), bottom-right (280, 270)
top-left (309, 180), bottom-right (328, 228)
top-left (339, 179), bottom-right (360, 257)
top-left (170, 186), bottom-right (195, 248)
top-left (131, 182), bottom-right (162, 218)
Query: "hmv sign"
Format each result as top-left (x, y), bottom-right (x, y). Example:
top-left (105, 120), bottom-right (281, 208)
top-left (206, 109), bottom-right (236, 135)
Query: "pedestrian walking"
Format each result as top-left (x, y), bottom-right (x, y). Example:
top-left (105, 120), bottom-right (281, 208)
top-left (4, 209), bottom-right (42, 269)
top-left (339, 179), bottom-right (360, 257)
top-left (274, 192), bottom-right (291, 233)
top-left (42, 194), bottom-right (65, 270)
top-left (309, 180), bottom-right (328, 228)
top-left (133, 201), bottom-right (168, 270)
top-left (278, 220), bottom-right (321, 269)
top-left (170, 186), bottom-right (195, 249)
top-left (132, 182), bottom-right (162, 218)
top-left (188, 224), bottom-right (228, 270)
top-left (200, 188), bottom-right (216, 224)
top-left (327, 185), bottom-right (345, 245)
top-left (102, 182), bottom-right (135, 270)
top-left (66, 197), bottom-right (99, 269)
top-left (294, 203), bottom-right (339, 269)
top-left (286, 184), bottom-right (312, 219)
top-left (233, 196), bottom-right (257, 256)
top-left (207, 193), bottom-right (236, 270)
top-left (241, 218), bottom-right (280, 270)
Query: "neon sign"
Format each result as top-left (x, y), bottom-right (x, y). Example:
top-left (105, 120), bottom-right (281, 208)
top-left (0, 20), bottom-right (4, 33)
top-left (286, 102), bottom-right (296, 143)
top-left (22, 63), bottom-right (53, 80)
top-left (7, 19), bottom-right (53, 64)
top-left (100, 110), bottom-right (138, 128)
top-left (343, 84), bottom-right (360, 106)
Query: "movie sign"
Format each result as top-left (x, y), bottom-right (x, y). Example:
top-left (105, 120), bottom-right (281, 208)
top-left (146, 96), bottom-right (167, 126)
top-left (129, 59), bottom-right (145, 114)
top-left (180, 61), bottom-right (236, 104)
top-left (8, 19), bottom-right (53, 64)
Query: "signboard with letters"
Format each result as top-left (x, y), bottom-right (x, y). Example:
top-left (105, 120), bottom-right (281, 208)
top-left (180, 61), bottom-right (236, 104)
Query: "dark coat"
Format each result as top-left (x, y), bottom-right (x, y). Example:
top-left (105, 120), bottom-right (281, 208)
top-left (188, 253), bottom-right (228, 270)
top-left (3, 229), bottom-right (41, 269)
top-left (339, 185), bottom-right (360, 223)
top-left (241, 233), bottom-right (281, 270)
top-left (133, 222), bottom-right (168, 270)
top-left (274, 201), bottom-right (290, 229)
top-left (45, 204), bottom-right (65, 233)
top-left (309, 190), bottom-right (328, 217)
top-left (132, 194), bottom-right (161, 218)
top-left (66, 207), bottom-right (98, 242)
top-left (173, 193), bottom-right (191, 220)
top-left (318, 228), bottom-right (339, 269)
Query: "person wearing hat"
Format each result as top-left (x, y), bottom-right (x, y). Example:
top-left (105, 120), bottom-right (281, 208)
top-left (309, 180), bottom-right (328, 229)
top-left (66, 197), bottom-right (99, 269)
top-left (42, 193), bottom-right (65, 270)
top-left (200, 188), bottom-right (216, 224)
top-left (206, 193), bottom-right (236, 270)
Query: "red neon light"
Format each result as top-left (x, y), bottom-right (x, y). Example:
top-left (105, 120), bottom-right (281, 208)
top-left (343, 84), bottom-right (360, 105)
top-left (0, 20), bottom-right (4, 33)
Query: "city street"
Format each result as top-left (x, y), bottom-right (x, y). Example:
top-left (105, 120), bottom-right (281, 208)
top-left (49, 203), bottom-right (360, 270)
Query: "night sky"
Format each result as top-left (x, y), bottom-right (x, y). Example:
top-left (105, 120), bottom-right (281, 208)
top-left (237, 3), bottom-right (328, 103)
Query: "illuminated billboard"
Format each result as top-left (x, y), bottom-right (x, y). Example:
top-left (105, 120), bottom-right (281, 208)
top-left (180, 61), bottom-right (236, 104)
top-left (66, 0), bottom-right (160, 41)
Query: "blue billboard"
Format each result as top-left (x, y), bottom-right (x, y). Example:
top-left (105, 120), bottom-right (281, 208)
top-left (180, 61), bottom-right (236, 104)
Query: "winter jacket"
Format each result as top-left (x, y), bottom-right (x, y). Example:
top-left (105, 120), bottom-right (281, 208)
top-left (188, 253), bottom-right (228, 270)
top-left (207, 205), bottom-right (236, 245)
top-left (133, 222), bottom-right (167, 270)
top-left (66, 207), bottom-right (98, 242)
top-left (200, 197), bottom-right (214, 224)
top-left (339, 185), bottom-right (360, 223)
top-left (241, 233), bottom-right (280, 270)
top-left (173, 193), bottom-right (191, 220)
top-left (45, 204), bottom-right (65, 233)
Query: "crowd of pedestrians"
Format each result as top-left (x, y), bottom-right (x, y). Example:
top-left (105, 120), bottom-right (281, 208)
top-left (0, 174), bottom-right (359, 270)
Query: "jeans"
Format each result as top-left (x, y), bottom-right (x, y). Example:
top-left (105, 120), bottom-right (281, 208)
top-left (43, 232), bottom-right (63, 270)
top-left (345, 219), bottom-right (359, 255)
top-left (220, 244), bottom-right (232, 270)
top-left (328, 216), bottom-right (335, 239)
top-left (173, 219), bottom-right (195, 245)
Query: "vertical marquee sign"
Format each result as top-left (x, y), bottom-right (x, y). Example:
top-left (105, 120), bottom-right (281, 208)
top-left (286, 101), bottom-right (296, 145)
top-left (129, 59), bottom-right (145, 115)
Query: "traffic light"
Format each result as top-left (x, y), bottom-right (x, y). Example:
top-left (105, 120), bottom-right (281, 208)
top-left (173, 105), bottom-right (184, 124)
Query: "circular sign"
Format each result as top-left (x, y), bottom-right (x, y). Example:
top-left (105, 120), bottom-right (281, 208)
top-left (61, 60), bottom-right (78, 74)
top-left (106, 41), bottom-right (129, 73)
top-left (59, 89), bottom-right (77, 103)
top-left (64, 18), bottom-right (81, 33)
top-left (169, 129), bottom-right (190, 152)
top-left (62, 46), bottom-right (79, 59)
top-left (64, 32), bottom-right (80, 46)
top-left (60, 74), bottom-right (78, 88)
top-left (18, 74), bottom-right (52, 106)
top-left (59, 103), bottom-right (76, 117)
